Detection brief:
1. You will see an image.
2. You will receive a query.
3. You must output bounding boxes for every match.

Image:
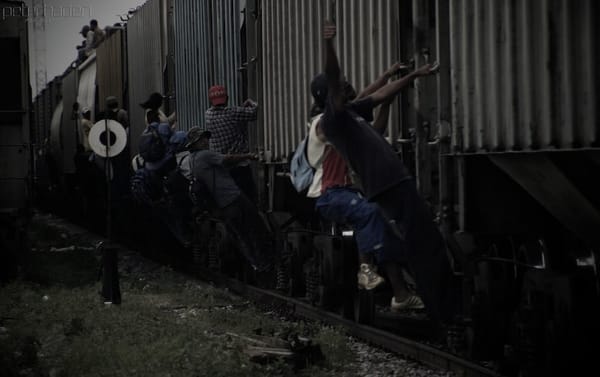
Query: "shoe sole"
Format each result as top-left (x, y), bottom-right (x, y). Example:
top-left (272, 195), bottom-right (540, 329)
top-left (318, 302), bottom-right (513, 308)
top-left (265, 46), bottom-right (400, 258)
top-left (391, 296), bottom-right (425, 311)
top-left (391, 304), bottom-right (425, 311)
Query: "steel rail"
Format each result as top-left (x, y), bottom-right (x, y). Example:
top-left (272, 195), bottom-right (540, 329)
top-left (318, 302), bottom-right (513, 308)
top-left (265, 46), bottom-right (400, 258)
top-left (195, 267), bottom-right (504, 377)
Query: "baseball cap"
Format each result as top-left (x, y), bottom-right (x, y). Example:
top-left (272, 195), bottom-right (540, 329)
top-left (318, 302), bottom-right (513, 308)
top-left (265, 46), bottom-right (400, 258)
top-left (140, 92), bottom-right (164, 109)
top-left (185, 126), bottom-right (211, 148)
top-left (208, 85), bottom-right (227, 106)
top-left (311, 73), bottom-right (356, 106)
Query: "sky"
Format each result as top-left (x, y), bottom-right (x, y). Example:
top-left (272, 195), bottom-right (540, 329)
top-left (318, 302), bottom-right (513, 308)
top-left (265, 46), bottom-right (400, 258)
top-left (25, 0), bottom-right (145, 96)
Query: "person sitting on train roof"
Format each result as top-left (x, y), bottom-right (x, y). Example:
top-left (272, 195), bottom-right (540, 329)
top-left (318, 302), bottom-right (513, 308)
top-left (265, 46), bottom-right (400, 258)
top-left (76, 25), bottom-right (91, 62)
top-left (307, 64), bottom-right (424, 311)
top-left (140, 92), bottom-right (177, 128)
top-left (185, 126), bottom-right (276, 272)
top-left (317, 20), bottom-right (459, 322)
top-left (205, 85), bottom-right (259, 203)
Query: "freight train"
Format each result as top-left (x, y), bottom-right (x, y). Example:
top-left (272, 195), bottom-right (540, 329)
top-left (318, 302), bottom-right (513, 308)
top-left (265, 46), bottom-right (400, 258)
top-left (26, 0), bottom-right (600, 376)
top-left (0, 0), bottom-right (31, 282)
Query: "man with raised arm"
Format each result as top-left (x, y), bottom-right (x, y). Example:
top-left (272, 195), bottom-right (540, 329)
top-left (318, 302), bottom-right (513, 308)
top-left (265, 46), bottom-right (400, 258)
top-left (318, 20), bottom-right (457, 322)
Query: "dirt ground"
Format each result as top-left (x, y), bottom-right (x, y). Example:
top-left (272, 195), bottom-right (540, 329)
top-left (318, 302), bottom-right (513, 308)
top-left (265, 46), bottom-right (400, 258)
top-left (0, 213), bottom-right (355, 377)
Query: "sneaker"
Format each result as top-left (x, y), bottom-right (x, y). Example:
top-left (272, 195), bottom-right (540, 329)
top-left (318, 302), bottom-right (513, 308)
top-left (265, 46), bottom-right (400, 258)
top-left (390, 295), bottom-right (425, 311)
top-left (357, 263), bottom-right (385, 290)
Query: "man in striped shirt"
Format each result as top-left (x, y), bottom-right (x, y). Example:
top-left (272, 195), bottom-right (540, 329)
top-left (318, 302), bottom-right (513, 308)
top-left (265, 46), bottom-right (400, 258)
top-left (205, 85), bottom-right (259, 202)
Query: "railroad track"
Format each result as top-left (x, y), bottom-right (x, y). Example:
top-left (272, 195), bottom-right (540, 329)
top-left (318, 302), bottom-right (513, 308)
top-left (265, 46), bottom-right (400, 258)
top-left (194, 266), bottom-right (504, 377)
top-left (33, 212), bottom-right (504, 376)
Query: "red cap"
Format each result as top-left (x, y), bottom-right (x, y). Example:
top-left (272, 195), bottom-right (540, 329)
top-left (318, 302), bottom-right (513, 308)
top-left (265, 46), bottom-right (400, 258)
top-left (208, 85), bottom-right (227, 106)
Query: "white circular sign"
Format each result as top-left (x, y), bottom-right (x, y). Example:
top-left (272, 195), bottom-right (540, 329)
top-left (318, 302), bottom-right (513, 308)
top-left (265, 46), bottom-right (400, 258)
top-left (88, 119), bottom-right (127, 158)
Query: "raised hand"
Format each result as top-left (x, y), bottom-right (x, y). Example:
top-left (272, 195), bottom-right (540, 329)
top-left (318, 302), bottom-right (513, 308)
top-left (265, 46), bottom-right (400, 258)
top-left (386, 61), bottom-right (410, 76)
top-left (323, 20), bottom-right (336, 40)
top-left (415, 61), bottom-right (440, 76)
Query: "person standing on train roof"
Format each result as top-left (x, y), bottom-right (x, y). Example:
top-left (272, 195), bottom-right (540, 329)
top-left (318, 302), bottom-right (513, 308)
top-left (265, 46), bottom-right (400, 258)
top-left (140, 92), bottom-right (177, 129)
top-left (317, 20), bottom-right (458, 323)
top-left (307, 64), bottom-right (425, 311)
top-left (185, 126), bottom-right (275, 273)
top-left (89, 19), bottom-right (106, 48)
top-left (205, 85), bottom-right (259, 202)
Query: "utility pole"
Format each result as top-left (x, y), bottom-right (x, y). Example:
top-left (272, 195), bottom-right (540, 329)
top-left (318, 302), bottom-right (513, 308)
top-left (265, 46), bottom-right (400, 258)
top-left (31, 0), bottom-right (47, 95)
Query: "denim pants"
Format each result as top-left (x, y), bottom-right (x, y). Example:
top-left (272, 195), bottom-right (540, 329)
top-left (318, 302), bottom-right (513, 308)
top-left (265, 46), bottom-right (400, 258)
top-left (315, 187), bottom-right (404, 262)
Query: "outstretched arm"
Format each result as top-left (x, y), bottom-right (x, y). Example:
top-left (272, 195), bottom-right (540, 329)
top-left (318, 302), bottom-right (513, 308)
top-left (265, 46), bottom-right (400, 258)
top-left (222, 153), bottom-right (257, 166)
top-left (323, 21), bottom-right (344, 112)
top-left (168, 111), bottom-right (177, 129)
top-left (372, 98), bottom-right (393, 133)
top-left (356, 62), bottom-right (410, 100)
top-left (369, 62), bottom-right (439, 107)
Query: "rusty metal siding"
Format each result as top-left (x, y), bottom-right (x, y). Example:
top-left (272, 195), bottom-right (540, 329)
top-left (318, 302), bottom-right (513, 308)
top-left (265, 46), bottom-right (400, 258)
top-left (47, 78), bottom-right (62, 143)
top-left (449, 0), bottom-right (598, 153)
top-left (77, 59), bottom-right (97, 121)
top-left (97, 29), bottom-right (125, 113)
top-left (33, 96), bottom-right (41, 145)
top-left (59, 67), bottom-right (79, 174)
top-left (173, 0), bottom-right (244, 132)
top-left (173, 0), bottom-right (209, 132)
top-left (127, 0), bottom-right (168, 153)
top-left (35, 91), bottom-right (47, 145)
top-left (260, 0), bottom-right (402, 161)
top-left (0, 5), bottom-right (30, 210)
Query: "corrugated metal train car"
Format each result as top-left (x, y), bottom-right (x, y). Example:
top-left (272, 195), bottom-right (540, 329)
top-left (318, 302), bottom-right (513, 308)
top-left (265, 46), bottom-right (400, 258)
top-left (0, 0), bottom-right (31, 281)
top-left (127, 0), bottom-right (173, 155)
top-left (243, 1), bottom-right (600, 374)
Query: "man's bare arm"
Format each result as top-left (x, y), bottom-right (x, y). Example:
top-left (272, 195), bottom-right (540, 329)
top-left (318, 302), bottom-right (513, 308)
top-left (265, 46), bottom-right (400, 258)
top-left (372, 98), bottom-right (393, 133)
top-left (323, 21), bottom-right (344, 112)
top-left (356, 62), bottom-right (410, 100)
top-left (369, 62), bottom-right (439, 106)
top-left (222, 153), bottom-right (257, 166)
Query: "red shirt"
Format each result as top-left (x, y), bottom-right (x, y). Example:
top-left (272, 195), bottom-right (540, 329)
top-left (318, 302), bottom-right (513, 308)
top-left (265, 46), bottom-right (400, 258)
top-left (321, 146), bottom-right (352, 193)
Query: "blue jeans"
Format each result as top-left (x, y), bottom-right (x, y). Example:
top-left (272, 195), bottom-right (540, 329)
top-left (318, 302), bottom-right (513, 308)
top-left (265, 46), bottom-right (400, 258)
top-left (315, 187), bottom-right (404, 262)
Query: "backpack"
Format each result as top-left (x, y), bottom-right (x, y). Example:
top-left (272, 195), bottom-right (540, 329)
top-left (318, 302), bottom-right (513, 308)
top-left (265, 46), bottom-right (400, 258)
top-left (138, 127), bottom-right (166, 163)
top-left (164, 154), bottom-right (193, 205)
top-left (130, 167), bottom-right (163, 206)
top-left (289, 136), bottom-right (314, 192)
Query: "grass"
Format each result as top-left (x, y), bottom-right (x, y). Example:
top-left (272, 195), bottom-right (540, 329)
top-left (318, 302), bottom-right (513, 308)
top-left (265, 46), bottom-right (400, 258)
top-left (0, 219), bottom-right (357, 377)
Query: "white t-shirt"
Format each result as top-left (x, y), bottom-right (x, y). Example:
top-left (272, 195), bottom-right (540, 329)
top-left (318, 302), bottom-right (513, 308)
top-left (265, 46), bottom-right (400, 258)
top-left (306, 114), bottom-right (327, 198)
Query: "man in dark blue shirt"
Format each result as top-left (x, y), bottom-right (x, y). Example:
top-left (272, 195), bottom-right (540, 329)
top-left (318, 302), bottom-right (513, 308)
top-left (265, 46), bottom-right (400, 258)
top-left (186, 127), bottom-right (274, 272)
top-left (318, 20), bottom-right (457, 322)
